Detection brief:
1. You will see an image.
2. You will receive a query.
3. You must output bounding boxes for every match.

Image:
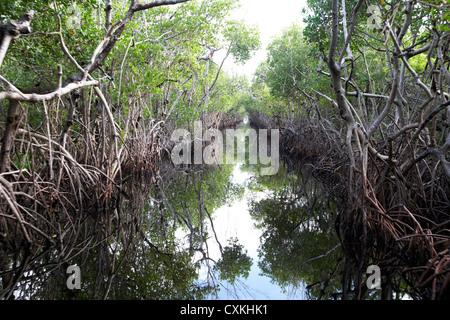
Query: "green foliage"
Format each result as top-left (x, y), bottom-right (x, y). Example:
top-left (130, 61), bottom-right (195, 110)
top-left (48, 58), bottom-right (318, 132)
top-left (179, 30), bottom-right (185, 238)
top-left (213, 238), bottom-right (253, 284)
top-left (108, 0), bottom-right (260, 125)
top-left (408, 53), bottom-right (428, 73)
top-left (266, 24), bottom-right (318, 99)
top-left (1, 0), bottom-right (260, 128)
top-left (212, 73), bottom-right (253, 114)
top-left (246, 23), bottom-right (331, 120)
top-left (223, 19), bottom-right (261, 64)
top-left (302, 0), bottom-right (333, 54)
top-left (2, 0), bottom-right (101, 89)
top-left (248, 168), bottom-right (342, 299)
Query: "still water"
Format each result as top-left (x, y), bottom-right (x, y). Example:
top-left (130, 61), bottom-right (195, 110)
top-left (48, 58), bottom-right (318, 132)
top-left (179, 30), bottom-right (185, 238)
top-left (169, 154), bottom-right (340, 300)
top-left (181, 164), bottom-right (308, 300)
top-left (2, 125), bottom-right (340, 300)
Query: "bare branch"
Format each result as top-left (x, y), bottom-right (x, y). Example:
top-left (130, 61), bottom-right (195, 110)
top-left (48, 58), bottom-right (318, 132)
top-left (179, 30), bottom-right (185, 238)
top-left (132, 0), bottom-right (191, 12)
top-left (0, 79), bottom-right (98, 101)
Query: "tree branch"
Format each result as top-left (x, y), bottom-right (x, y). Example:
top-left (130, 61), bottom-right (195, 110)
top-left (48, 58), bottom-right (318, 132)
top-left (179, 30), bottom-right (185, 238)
top-left (0, 79), bottom-right (98, 101)
top-left (132, 0), bottom-right (191, 12)
top-left (0, 10), bottom-right (34, 68)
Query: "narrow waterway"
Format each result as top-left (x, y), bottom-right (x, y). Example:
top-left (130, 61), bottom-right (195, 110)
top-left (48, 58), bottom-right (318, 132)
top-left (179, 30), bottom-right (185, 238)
top-left (167, 120), bottom-right (337, 299)
top-left (3, 121), bottom-right (341, 300)
top-left (189, 164), bottom-right (308, 300)
top-left (170, 134), bottom-right (340, 300)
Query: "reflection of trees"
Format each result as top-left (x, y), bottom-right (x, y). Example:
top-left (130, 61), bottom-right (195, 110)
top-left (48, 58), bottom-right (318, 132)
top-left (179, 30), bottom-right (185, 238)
top-left (104, 245), bottom-right (209, 300)
top-left (6, 164), bottom-right (245, 300)
top-left (158, 165), bottom-right (244, 258)
top-left (249, 167), bottom-right (343, 299)
top-left (213, 238), bottom-right (253, 284)
top-left (35, 242), bottom-right (210, 300)
top-left (156, 164), bottom-right (247, 291)
top-left (2, 155), bottom-right (346, 299)
top-left (17, 189), bottom-right (212, 300)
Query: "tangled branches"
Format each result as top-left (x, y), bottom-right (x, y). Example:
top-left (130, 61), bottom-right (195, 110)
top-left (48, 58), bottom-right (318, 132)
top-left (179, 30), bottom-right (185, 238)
top-left (256, 102), bottom-right (450, 299)
top-left (0, 97), bottom-right (169, 299)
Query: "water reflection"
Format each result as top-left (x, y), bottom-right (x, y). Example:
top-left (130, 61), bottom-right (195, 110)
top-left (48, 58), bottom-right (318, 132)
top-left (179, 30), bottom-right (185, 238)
top-left (193, 164), bottom-right (308, 300)
top-left (243, 162), bottom-right (341, 299)
top-left (245, 164), bottom-right (342, 299)
top-left (1, 132), bottom-right (342, 300)
top-left (172, 159), bottom-right (341, 300)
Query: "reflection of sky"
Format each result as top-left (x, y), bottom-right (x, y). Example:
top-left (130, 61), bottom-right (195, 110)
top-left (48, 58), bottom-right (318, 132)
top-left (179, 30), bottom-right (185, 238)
top-left (205, 165), bottom-right (307, 300)
top-left (174, 129), bottom-right (307, 299)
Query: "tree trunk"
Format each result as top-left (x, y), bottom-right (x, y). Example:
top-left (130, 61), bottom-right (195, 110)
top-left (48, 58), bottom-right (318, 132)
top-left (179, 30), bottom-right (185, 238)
top-left (0, 99), bottom-right (22, 172)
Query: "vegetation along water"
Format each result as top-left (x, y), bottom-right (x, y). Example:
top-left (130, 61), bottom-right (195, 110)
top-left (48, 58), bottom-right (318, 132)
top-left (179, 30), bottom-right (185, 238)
top-left (0, 0), bottom-right (449, 300)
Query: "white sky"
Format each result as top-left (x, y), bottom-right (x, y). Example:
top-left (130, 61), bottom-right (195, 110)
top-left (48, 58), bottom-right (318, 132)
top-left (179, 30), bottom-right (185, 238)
top-left (221, 0), bottom-right (308, 78)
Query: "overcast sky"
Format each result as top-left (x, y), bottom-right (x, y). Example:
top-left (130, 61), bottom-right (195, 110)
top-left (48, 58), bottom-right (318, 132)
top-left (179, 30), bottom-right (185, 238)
top-left (221, 0), bottom-right (308, 78)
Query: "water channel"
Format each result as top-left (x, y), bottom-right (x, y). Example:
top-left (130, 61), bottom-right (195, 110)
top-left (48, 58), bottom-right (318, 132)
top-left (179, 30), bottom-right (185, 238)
top-left (179, 164), bottom-right (309, 300)
top-left (166, 121), bottom-right (341, 300)
top-left (3, 122), bottom-right (342, 300)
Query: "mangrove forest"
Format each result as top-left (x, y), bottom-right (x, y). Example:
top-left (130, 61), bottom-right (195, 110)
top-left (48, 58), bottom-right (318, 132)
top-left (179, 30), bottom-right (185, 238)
top-left (0, 0), bottom-right (449, 301)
